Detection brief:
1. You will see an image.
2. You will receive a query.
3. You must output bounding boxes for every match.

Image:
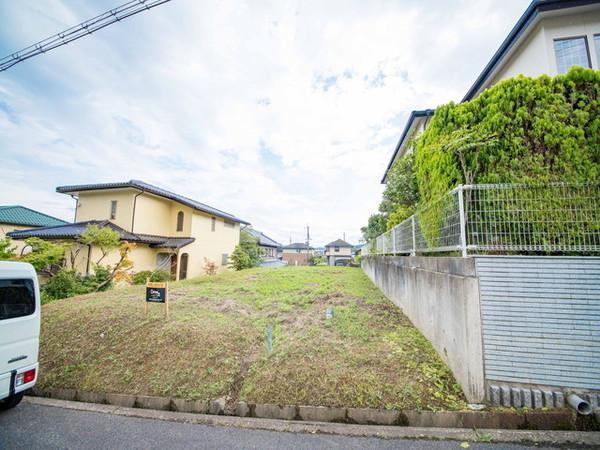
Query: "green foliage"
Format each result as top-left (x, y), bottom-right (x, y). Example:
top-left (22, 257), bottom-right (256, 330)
top-left (229, 244), bottom-right (252, 271)
top-left (21, 238), bottom-right (67, 272)
top-left (380, 153), bottom-right (419, 229)
top-left (309, 254), bottom-right (326, 266)
top-left (414, 67), bottom-right (600, 204)
top-left (80, 224), bottom-right (120, 264)
top-left (132, 270), bottom-right (173, 285)
top-left (41, 269), bottom-right (81, 303)
top-left (0, 237), bottom-right (16, 260)
top-left (361, 213), bottom-right (386, 242)
top-left (41, 266), bottom-right (116, 303)
top-left (240, 230), bottom-right (260, 267)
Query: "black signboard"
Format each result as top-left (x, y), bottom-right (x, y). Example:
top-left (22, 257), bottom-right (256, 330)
top-left (146, 282), bottom-right (167, 303)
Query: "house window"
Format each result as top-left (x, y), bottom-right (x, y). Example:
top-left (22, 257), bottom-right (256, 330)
top-left (176, 211), bottom-right (184, 232)
top-left (110, 200), bottom-right (117, 220)
top-left (211, 217), bottom-right (216, 232)
top-left (296, 249), bottom-right (301, 253)
top-left (554, 36), bottom-right (590, 74)
top-left (224, 219), bottom-right (235, 228)
top-left (334, 247), bottom-right (339, 252)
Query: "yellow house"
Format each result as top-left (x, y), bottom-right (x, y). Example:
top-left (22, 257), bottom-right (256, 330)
top-left (0, 205), bottom-right (68, 255)
top-left (8, 180), bottom-right (249, 280)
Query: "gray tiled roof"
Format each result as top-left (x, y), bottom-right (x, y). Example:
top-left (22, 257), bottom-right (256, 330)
top-left (282, 242), bottom-right (314, 250)
top-left (7, 220), bottom-right (195, 249)
top-left (325, 239), bottom-right (352, 248)
top-left (246, 228), bottom-right (280, 248)
top-left (56, 180), bottom-right (249, 225)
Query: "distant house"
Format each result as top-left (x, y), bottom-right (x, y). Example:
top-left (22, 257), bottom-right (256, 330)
top-left (246, 228), bottom-right (281, 259)
top-left (382, 0), bottom-right (600, 183)
top-left (324, 239), bottom-right (353, 266)
top-left (281, 242), bottom-right (314, 266)
top-left (8, 180), bottom-right (249, 280)
top-left (0, 205), bottom-right (67, 255)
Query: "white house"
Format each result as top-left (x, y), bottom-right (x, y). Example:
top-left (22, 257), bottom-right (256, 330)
top-left (324, 239), bottom-right (353, 266)
top-left (382, 0), bottom-right (600, 183)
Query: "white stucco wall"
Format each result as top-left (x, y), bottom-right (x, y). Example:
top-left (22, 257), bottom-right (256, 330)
top-left (488, 10), bottom-right (600, 88)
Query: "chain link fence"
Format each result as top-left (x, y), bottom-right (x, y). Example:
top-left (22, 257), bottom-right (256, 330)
top-left (363, 183), bottom-right (600, 256)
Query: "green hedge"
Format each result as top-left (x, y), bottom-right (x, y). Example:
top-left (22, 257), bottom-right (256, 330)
top-left (413, 67), bottom-right (600, 204)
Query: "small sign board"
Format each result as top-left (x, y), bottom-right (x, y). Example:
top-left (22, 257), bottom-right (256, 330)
top-left (146, 282), bottom-right (167, 303)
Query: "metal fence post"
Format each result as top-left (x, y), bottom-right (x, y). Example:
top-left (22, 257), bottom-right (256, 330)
top-left (411, 215), bottom-right (416, 256)
top-left (457, 184), bottom-right (467, 257)
top-left (392, 227), bottom-right (397, 254)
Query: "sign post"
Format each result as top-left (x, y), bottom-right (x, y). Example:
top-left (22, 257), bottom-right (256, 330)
top-left (145, 279), bottom-right (169, 319)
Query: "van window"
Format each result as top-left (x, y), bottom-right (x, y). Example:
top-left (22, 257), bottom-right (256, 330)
top-left (0, 279), bottom-right (35, 320)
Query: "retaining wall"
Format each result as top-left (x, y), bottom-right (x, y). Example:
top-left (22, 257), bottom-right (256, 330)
top-left (361, 256), bottom-right (485, 403)
top-left (362, 255), bottom-right (600, 406)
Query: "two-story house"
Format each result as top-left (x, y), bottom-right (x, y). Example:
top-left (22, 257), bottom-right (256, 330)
top-left (382, 0), bottom-right (600, 183)
top-left (281, 242), bottom-right (314, 266)
top-left (8, 180), bottom-right (249, 280)
top-left (324, 239), bottom-right (353, 266)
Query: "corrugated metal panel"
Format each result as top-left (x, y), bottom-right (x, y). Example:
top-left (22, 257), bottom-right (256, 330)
top-left (476, 256), bottom-right (600, 390)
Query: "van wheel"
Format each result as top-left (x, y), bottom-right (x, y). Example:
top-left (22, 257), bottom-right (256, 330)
top-left (0, 392), bottom-right (24, 411)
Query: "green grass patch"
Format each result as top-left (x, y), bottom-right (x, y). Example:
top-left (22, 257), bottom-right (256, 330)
top-left (38, 266), bottom-right (466, 410)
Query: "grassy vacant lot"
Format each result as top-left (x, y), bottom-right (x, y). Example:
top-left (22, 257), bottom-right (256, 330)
top-left (38, 266), bottom-right (466, 411)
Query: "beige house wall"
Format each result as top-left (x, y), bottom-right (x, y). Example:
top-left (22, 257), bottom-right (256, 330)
top-left (184, 212), bottom-right (240, 278)
top-left (76, 190), bottom-right (136, 231)
top-left (0, 223), bottom-right (35, 256)
top-left (486, 11), bottom-right (600, 91)
top-left (324, 246), bottom-right (352, 257)
top-left (68, 242), bottom-right (160, 276)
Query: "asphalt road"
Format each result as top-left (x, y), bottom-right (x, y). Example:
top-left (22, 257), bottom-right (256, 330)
top-left (0, 402), bottom-right (555, 450)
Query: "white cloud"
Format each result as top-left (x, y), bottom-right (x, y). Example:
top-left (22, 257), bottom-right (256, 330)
top-left (0, 0), bottom-right (529, 245)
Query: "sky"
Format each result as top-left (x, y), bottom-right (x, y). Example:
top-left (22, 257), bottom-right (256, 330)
top-left (0, 0), bottom-right (530, 246)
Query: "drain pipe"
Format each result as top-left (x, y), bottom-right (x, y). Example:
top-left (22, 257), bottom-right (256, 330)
top-left (566, 393), bottom-right (592, 415)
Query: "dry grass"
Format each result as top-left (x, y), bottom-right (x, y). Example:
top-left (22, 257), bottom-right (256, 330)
top-left (38, 266), bottom-right (466, 411)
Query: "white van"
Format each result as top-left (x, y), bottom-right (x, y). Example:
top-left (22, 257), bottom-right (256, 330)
top-left (0, 262), bottom-right (40, 410)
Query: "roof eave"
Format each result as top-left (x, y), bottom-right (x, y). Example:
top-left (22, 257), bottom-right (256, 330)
top-left (381, 109), bottom-right (434, 184)
top-left (56, 181), bottom-right (250, 225)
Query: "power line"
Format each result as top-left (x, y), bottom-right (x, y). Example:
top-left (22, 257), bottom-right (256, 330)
top-left (0, 0), bottom-right (173, 72)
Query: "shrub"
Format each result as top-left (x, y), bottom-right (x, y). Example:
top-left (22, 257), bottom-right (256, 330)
top-left (414, 67), bottom-right (600, 204)
top-left (240, 231), bottom-right (260, 267)
top-left (41, 269), bottom-right (84, 303)
top-left (229, 245), bottom-right (252, 271)
top-left (132, 270), bottom-right (173, 285)
top-left (203, 258), bottom-right (218, 276)
top-left (0, 237), bottom-right (16, 260)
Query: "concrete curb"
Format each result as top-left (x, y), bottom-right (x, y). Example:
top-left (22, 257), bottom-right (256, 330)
top-left (28, 387), bottom-right (594, 431)
top-left (24, 396), bottom-right (600, 446)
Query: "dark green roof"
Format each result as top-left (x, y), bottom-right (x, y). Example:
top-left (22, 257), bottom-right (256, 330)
top-left (0, 205), bottom-right (67, 228)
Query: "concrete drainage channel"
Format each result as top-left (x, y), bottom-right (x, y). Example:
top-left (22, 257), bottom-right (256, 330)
top-left (29, 388), bottom-right (600, 431)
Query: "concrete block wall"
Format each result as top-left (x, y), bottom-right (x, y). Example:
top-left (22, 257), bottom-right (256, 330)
top-left (361, 256), bottom-right (485, 403)
top-left (363, 255), bottom-right (600, 406)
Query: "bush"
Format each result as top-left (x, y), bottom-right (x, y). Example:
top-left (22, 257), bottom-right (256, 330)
top-left (41, 269), bottom-right (85, 303)
top-left (229, 245), bottom-right (252, 271)
top-left (203, 258), bottom-right (218, 276)
top-left (0, 237), bottom-right (16, 260)
top-left (240, 231), bottom-right (260, 267)
top-left (132, 270), bottom-right (173, 285)
top-left (414, 67), bottom-right (600, 204)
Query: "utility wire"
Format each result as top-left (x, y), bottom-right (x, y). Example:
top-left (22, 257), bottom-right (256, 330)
top-left (0, 0), bottom-right (173, 72)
